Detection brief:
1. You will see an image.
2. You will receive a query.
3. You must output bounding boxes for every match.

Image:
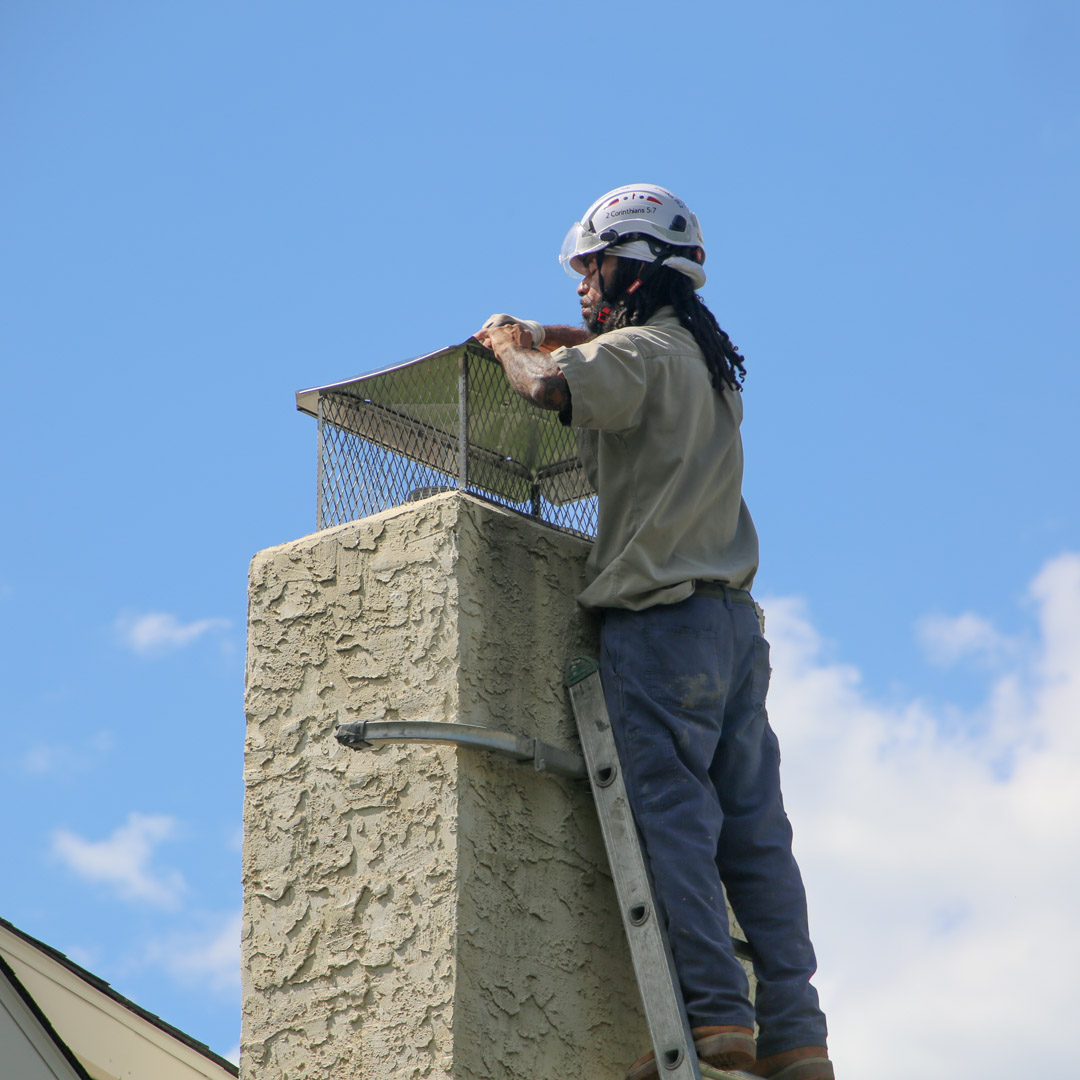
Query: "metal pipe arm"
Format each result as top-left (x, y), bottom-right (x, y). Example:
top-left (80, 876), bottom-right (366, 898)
top-left (334, 719), bottom-right (587, 781)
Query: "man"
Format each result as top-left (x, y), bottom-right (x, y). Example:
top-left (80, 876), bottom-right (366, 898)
top-left (476, 184), bottom-right (833, 1080)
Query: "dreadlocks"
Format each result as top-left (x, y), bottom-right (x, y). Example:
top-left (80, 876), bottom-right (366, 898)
top-left (594, 256), bottom-right (746, 394)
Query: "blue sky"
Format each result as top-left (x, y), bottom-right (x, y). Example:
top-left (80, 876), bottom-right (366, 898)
top-left (1, 3), bottom-right (1077, 1076)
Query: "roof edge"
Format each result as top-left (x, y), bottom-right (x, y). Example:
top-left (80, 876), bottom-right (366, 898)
top-left (0, 916), bottom-right (238, 1077)
top-left (0, 950), bottom-right (94, 1080)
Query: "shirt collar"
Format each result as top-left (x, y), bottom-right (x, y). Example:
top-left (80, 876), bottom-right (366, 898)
top-left (647, 305), bottom-right (680, 326)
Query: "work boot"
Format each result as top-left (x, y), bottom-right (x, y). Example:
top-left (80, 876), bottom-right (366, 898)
top-left (749, 1045), bottom-right (833, 1080)
top-left (626, 1026), bottom-right (755, 1080)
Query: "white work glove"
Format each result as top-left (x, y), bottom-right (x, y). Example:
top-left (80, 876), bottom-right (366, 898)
top-left (480, 313), bottom-right (545, 348)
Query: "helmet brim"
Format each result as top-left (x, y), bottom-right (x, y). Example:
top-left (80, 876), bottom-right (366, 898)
top-left (557, 223), bottom-right (706, 288)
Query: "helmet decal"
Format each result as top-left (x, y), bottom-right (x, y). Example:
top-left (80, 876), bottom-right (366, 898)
top-left (605, 193), bottom-right (663, 207)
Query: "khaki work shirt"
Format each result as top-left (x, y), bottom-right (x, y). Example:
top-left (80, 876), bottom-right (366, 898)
top-left (554, 308), bottom-right (759, 610)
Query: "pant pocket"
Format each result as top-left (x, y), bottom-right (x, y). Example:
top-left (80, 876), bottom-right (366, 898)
top-left (641, 627), bottom-right (725, 712)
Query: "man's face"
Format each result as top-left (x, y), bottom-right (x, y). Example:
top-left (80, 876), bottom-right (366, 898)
top-left (578, 252), bottom-right (614, 330)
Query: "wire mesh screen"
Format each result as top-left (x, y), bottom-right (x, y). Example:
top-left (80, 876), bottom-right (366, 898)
top-left (298, 340), bottom-right (597, 539)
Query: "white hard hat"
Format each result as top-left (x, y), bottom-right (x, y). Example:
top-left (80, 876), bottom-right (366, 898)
top-left (559, 183), bottom-right (707, 289)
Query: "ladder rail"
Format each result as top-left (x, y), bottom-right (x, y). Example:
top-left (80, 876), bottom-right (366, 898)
top-left (566, 659), bottom-right (703, 1080)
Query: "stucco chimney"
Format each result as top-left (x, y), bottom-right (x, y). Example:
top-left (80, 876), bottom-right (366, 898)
top-left (242, 493), bottom-right (647, 1079)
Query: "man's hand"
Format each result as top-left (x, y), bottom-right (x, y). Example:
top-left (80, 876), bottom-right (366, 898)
top-left (477, 313), bottom-right (545, 348)
top-left (475, 319), bottom-right (591, 355)
top-left (476, 322), bottom-right (536, 353)
top-left (477, 323), bottom-right (571, 413)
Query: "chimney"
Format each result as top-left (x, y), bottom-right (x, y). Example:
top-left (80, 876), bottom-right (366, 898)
top-left (242, 344), bottom-right (751, 1078)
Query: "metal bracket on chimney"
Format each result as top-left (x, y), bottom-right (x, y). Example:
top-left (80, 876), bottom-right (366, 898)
top-left (334, 719), bottom-right (587, 781)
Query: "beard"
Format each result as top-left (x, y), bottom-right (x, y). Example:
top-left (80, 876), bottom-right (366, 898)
top-left (581, 255), bottom-right (636, 334)
top-left (581, 296), bottom-right (610, 336)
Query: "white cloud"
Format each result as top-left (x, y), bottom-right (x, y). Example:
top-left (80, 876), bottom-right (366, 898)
top-left (115, 612), bottom-right (230, 655)
top-left (51, 812), bottom-right (187, 907)
top-left (916, 610), bottom-right (1016, 667)
top-left (760, 552), bottom-right (1080, 1080)
top-left (146, 910), bottom-right (241, 994)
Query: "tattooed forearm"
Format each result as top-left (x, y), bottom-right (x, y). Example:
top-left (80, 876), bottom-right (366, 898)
top-left (476, 322), bottom-right (572, 411)
top-left (497, 342), bottom-right (571, 412)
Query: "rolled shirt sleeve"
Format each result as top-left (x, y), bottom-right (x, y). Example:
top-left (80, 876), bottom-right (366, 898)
top-left (553, 334), bottom-right (650, 433)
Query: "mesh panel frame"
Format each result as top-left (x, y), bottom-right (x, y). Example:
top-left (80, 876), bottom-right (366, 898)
top-left (304, 342), bottom-right (597, 540)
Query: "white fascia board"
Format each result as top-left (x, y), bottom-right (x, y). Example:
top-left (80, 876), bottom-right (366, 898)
top-left (1, 966), bottom-right (89, 1080)
top-left (0, 926), bottom-right (235, 1080)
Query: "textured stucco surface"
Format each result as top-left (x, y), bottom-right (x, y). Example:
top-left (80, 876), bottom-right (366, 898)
top-left (243, 494), bottom-right (642, 1079)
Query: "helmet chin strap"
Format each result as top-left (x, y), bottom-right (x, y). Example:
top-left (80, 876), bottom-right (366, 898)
top-left (595, 254), bottom-right (614, 325)
top-left (595, 239), bottom-right (676, 323)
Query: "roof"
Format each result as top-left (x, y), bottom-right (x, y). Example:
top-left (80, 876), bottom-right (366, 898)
top-left (0, 951), bottom-right (93, 1079)
top-left (0, 916), bottom-right (238, 1080)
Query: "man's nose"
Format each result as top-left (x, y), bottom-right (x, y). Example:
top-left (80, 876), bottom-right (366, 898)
top-left (577, 278), bottom-right (588, 297)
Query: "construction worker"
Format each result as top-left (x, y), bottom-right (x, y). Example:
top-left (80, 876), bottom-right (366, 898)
top-left (475, 184), bottom-right (833, 1080)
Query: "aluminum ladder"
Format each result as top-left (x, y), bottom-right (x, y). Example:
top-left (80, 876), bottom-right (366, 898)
top-left (565, 658), bottom-right (756, 1080)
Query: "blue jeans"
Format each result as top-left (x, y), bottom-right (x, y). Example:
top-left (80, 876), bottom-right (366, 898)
top-left (600, 591), bottom-right (827, 1056)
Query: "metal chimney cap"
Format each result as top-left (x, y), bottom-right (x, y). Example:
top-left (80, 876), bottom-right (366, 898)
top-left (296, 338), bottom-right (595, 516)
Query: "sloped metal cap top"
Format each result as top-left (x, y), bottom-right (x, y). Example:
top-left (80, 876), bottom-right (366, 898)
top-left (296, 339), bottom-right (593, 507)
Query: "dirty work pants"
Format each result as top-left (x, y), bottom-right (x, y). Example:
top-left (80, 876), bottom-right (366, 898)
top-left (599, 591), bottom-right (828, 1056)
